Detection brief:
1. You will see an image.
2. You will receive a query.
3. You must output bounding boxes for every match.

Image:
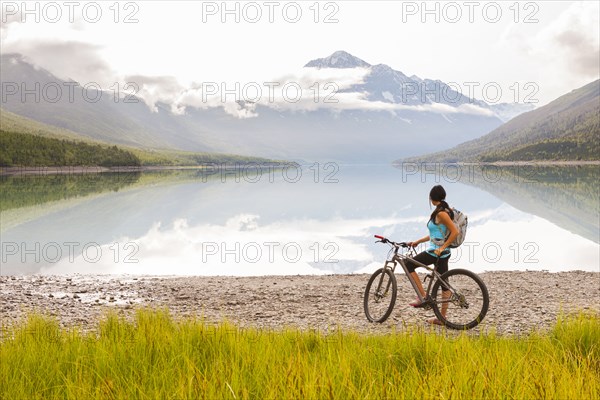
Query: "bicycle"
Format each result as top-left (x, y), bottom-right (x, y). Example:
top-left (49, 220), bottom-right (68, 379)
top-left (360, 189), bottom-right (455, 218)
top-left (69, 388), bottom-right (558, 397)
top-left (364, 235), bottom-right (489, 330)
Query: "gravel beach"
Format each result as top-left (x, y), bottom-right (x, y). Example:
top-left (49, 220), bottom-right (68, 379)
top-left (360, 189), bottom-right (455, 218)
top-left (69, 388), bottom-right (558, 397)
top-left (1, 271), bottom-right (598, 336)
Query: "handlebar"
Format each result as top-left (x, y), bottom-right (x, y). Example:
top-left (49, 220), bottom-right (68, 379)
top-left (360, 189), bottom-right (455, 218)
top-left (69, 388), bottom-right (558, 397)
top-left (374, 234), bottom-right (445, 259)
top-left (373, 235), bottom-right (409, 248)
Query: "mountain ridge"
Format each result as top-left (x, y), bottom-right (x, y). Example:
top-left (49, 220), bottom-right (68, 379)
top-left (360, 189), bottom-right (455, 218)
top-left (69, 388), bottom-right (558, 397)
top-left (1, 51), bottom-right (534, 162)
top-left (401, 79), bottom-right (600, 163)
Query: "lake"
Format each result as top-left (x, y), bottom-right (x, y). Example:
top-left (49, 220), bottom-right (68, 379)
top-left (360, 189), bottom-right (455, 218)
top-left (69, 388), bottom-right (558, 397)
top-left (1, 164), bottom-right (598, 275)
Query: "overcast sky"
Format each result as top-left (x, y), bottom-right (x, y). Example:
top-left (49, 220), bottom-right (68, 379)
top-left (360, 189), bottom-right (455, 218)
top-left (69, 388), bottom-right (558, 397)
top-left (1, 0), bottom-right (599, 111)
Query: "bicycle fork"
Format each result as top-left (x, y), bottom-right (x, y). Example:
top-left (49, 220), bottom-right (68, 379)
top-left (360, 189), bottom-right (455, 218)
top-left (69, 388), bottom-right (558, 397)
top-left (374, 261), bottom-right (396, 297)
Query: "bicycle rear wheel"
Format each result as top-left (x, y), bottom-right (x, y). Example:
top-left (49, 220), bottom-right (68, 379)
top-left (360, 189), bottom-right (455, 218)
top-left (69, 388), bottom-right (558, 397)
top-left (431, 268), bottom-right (489, 330)
top-left (364, 268), bottom-right (397, 323)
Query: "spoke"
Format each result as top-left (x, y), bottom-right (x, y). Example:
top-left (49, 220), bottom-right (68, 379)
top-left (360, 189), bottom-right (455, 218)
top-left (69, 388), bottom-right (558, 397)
top-left (433, 270), bottom-right (488, 329)
top-left (364, 269), bottom-right (397, 323)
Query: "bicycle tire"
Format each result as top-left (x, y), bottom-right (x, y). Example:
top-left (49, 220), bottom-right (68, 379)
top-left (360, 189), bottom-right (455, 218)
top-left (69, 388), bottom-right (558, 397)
top-left (431, 268), bottom-right (489, 330)
top-left (364, 268), bottom-right (397, 323)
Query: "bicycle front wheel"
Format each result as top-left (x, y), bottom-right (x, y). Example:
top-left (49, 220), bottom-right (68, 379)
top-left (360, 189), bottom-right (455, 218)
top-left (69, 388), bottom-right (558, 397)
top-left (364, 268), bottom-right (397, 323)
top-left (431, 268), bottom-right (489, 330)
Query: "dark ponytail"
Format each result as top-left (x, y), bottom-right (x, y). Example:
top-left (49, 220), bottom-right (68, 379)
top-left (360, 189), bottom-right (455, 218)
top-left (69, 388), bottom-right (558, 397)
top-left (429, 185), bottom-right (454, 223)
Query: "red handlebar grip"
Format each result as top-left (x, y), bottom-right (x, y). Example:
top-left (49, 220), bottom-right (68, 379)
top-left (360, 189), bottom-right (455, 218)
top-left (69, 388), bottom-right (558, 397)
top-left (374, 235), bottom-right (384, 239)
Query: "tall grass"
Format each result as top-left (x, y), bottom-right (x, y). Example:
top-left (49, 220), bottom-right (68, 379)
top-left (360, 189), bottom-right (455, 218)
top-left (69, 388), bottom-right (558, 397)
top-left (1, 310), bottom-right (598, 399)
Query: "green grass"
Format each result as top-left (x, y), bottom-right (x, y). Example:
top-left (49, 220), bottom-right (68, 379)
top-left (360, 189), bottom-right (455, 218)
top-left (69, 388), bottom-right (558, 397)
top-left (1, 311), bottom-right (598, 399)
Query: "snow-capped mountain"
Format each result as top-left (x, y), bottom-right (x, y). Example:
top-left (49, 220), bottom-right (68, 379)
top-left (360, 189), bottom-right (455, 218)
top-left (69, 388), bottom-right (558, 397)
top-left (304, 50), bottom-right (371, 69)
top-left (306, 50), bottom-right (533, 117)
top-left (0, 51), bottom-right (534, 162)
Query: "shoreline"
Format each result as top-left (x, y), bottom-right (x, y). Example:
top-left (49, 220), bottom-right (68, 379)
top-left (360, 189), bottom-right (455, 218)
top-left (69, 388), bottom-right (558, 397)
top-left (394, 160), bottom-right (600, 167)
top-left (0, 163), bottom-right (294, 176)
top-left (2, 271), bottom-right (598, 336)
top-left (461, 160), bottom-right (600, 166)
top-left (3, 160), bottom-right (599, 176)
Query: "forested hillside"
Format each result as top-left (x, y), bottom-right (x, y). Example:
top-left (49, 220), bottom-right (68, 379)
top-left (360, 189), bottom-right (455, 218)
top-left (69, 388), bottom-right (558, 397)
top-left (404, 80), bottom-right (599, 162)
top-left (0, 110), bottom-right (283, 167)
top-left (0, 131), bottom-right (141, 167)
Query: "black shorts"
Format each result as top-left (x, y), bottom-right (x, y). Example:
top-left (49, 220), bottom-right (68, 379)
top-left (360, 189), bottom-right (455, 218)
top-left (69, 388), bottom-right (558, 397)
top-left (404, 251), bottom-right (449, 275)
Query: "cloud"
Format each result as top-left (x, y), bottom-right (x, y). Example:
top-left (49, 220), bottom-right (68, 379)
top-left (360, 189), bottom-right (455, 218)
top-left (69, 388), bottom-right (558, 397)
top-left (124, 74), bottom-right (186, 113)
top-left (0, 7), bottom-right (22, 39)
top-left (496, 1), bottom-right (599, 104)
top-left (40, 213), bottom-right (412, 276)
top-left (38, 206), bottom-right (600, 275)
top-left (1, 15), bottom-right (497, 119)
top-left (161, 67), bottom-right (495, 118)
top-left (546, 2), bottom-right (599, 78)
top-left (1, 40), bottom-right (496, 119)
top-left (511, 1), bottom-right (599, 80)
top-left (554, 27), bottom-right (599, 78)
top-left (2, 39), bottom-right (115, 85)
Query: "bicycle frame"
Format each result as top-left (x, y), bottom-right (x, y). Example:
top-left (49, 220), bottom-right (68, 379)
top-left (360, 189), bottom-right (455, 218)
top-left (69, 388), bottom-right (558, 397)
top-left (383, 245), bottom-right (449, 304)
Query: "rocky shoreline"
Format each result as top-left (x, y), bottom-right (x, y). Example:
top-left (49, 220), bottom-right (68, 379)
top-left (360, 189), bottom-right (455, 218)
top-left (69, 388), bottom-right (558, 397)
top-left (1, 271), bottom-right (598, 336)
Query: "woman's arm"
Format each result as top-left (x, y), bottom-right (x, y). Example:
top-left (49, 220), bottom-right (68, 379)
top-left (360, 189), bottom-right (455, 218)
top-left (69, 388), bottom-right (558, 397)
top-left (408, 235), bottom-right (430, 247)
top-left (435, 211), bottom-right (458, 254)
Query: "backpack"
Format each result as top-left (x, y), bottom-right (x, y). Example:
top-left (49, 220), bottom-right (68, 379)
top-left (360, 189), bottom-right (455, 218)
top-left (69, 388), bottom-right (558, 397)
top-left (445, 207), bottom-right (468, 248)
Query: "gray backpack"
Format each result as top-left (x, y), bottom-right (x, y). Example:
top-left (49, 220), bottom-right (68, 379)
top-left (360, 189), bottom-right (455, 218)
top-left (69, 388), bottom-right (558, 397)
top-left (446, 207), bottom-right (468, 248)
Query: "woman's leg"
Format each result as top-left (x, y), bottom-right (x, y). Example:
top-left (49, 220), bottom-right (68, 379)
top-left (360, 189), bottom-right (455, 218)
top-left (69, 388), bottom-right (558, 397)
top-left (429, 256), bottom-right (450, 323)
top-left (437, 256), bottom-right (450, 317)
top-left (410, 271), bottom-right (426, 297)
top-left (406, 252), bottom-right (437, 302)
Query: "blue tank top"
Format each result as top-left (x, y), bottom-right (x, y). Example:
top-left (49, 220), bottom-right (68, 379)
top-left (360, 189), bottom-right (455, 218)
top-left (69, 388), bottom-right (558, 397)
top-left (427, 219), bottom-right (451, 258)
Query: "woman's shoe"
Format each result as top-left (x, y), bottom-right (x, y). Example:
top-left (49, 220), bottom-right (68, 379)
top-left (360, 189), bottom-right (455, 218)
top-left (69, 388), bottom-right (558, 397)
top-left (427, 318), bottom-right (444, 326)
top-left (409, 297), bottom-right (430, 308)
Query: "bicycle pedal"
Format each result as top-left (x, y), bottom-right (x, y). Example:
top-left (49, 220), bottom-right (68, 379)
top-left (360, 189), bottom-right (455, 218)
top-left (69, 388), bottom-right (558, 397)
top-left (410, 298), bottom-right (432, 309)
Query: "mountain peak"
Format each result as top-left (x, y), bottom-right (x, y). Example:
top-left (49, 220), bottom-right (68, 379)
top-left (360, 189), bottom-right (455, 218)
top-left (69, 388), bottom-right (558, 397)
top-left (304, 51), bottom-right (371, 69)
top-left (2, 52), bottom-right (27, 65)
top-left (371, 63), bottom-right (392, 72)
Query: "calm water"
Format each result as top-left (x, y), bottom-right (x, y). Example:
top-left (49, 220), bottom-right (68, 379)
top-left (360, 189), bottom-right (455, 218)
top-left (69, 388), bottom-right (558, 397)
top-left (1, 165), bottom-right (598, 275)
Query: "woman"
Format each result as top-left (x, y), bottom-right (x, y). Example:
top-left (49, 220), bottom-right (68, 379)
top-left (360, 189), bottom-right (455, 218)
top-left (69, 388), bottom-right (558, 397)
top-left (406, 185), bottom-right (458, 326)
